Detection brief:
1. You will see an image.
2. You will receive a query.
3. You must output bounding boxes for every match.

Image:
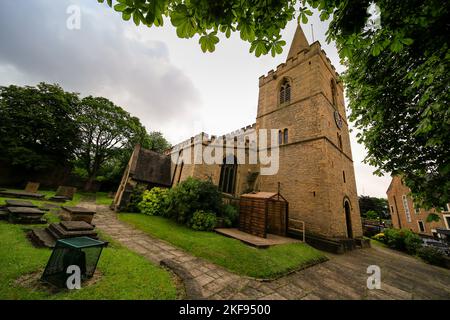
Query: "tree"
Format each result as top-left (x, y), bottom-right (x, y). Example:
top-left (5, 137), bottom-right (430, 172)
top-left (342, 1), bottom-right (449, 210)
top-left (358, 195), bottom-right (388, 218)
top-left (99, 0), bottom-right (449, 208)
top-left (365, 210), bottom-right (379, 220)
top-left (145, 131), bottom-right (171, 153)
top-left (76, 96), bottom-right (149, 191)
top-left (0, 83), bottom-right (80, 171)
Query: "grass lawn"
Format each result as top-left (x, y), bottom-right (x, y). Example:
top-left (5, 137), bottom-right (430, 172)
top-left (95, 192), bottom-right (114, 206)
top-left (0, 221), bottom-right (178, 300)
top-left (119, 213), bottom-right (328, 279)
top-left (0, 189), bottom-right (84, 207)
top-left (366, 237), bottom-right (388, 249)
top-left (0, 190), bottom-right (115, 222)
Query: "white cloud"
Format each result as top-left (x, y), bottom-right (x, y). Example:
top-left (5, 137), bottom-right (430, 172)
top-left (0, 1), bottom-right (390, 198)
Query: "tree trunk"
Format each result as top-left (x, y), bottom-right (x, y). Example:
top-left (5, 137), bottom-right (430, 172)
top-left (84, 175), bottom-right (97, 192)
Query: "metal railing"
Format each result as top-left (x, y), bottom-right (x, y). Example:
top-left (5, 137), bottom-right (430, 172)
top-left (288, 218), bottom-right (305, 242)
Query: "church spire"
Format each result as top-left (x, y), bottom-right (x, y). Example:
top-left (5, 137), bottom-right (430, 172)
top-left (287, 26), bottom-right (310, 60)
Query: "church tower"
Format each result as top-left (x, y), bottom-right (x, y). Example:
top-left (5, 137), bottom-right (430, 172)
top-left (256, 26), bottom-right (363, 240)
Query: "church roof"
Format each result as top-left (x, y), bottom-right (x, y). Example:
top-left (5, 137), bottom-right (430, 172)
top-left (131, 147), bottom-right (171, 186)
top-left (287, 26), bottom-right (310, 60)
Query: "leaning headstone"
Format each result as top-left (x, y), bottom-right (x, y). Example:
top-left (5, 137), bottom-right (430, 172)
top-left (49, 186), bottom-right (77, 202)
top-left (24, 182), bottom-right (40, 193)
top-left (55, 186), bottom-right (77, 200)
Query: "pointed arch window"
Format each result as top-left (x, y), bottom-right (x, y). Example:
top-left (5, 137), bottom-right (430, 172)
top-left (278, 130), bottom-right (283, 145)
top-left (219, 155), bottom-right (237, 194)
top-left (279, 79), bottom-right (291, 105)
top-left (283, 129), bottom-right (289, 144)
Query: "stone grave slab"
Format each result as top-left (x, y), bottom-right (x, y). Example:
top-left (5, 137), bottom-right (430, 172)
top-left (47, 223), bottom-right (97, 239)
top-left (0, 190), bottom-right (45, 199)
top-left (60, 220), bottom-right (94, 231)
top-left (8, 207), bottom-right (46, 224)
top-left (30, 221), bottom-right (98, 248)
top-left (7, 207), bottom-right (45, 215)
top-left (48, 196), bottom-right (68, 203)
top-left (62, 206), bottom-right (96, 224)
top-left (29, 228), bottom-right (56, 248)
top-left (5, 200), bottom-right (37, 208)
top-left (0, 209), bottom-right (8, 220)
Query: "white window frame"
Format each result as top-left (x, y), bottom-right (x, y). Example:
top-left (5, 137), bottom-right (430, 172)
top-left (402, 195), bottom-right (412, 223)
top-left (417, 220), bottom-right (425, 233)
top-left (443, 214), bottom-right (450, 230)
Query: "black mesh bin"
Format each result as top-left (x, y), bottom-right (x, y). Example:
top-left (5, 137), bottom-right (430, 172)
top-left (41, 236), bottom-right (106, 288)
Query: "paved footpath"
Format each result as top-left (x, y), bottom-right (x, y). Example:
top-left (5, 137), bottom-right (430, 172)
top-left (88, 203), bottom-right (450, 300)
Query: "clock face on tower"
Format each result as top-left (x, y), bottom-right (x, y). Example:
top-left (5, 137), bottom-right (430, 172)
top-left (334, 110), bottom-right (343, 129)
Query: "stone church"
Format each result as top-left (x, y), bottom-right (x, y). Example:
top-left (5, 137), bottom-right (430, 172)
top-left (114, 27), bottom-right (363, 246)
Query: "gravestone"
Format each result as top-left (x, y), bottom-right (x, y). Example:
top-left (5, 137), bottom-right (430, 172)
top-left (0, 190), bottom-right (45, 199)
top-left (49, 186), bottom-right (77, 202)
top-left (30, 221), bottom-right (98, 248)
top-left (62, 206), bottom-right (96, 224)
top-left (0, 209), bottom-right (8, 220)
top-left (5, 200), bottom-right (37, 208)
top-left (24, 182), bottom-right (40, 193)
top-left (7, 207), bottom-right (46, 224)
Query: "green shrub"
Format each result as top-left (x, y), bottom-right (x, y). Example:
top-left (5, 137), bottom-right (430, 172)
top-left (221, 204), bottom-right (239, 227)
top-left (383, 228), bottom-right (422, 254)
top-left (372, 232), bottom-right (385, 242)
top-left (138, 187), bottom-right (169, 216)
top-left (417, 247), bottom-right (447, 267)
top-left (125, 184), bottom-right (146, 213)
top-left (383, 228), bottom-right (404, 250)
top-left (165, 177), bottom-right (222, 224)
top-left (404, 232), bottom-right (422, 254)
top-left (189, 210), bottom-right (217, 231)
top-left (365, 210), bottom-right (379, 220)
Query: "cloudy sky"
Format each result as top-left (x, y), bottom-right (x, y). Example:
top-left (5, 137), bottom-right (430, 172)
top-left (0, 0), bottom-right (391, 197)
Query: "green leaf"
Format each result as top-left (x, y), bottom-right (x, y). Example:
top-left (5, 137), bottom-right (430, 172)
top-left (199, 32), bottom-right (219, 53)
top-left (133, 11), bottom-right (144, 26)
top-left (122, 12), bottom-right (132, 21)
top-left (238, 20), bottom-right (255, 41)
top-left (401, 38), bottom-right (414, 45)
top-left (390, 39), bottom-right (403, 52)
top-left (171, 5), bottom-right (197, 38)
top-left (250, 40), bottom-right (268, 57)
top-left (114, 3), bottom-right (127, 12)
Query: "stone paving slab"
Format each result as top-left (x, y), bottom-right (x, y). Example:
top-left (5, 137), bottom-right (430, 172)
top-left (87, 202), bottom-right (450, 300)
top-left (215, 228), bottom-right (300, 248)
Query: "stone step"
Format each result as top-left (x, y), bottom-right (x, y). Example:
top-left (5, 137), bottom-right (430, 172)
top-left (48, 196), bottom-right (68, 202)
top-left (29, 229), bottom-right (56, 248)
top-left (5, 200), bottom-right (37, 207)
top-left (7, 207), bottom-right (45, 215)
top-left (48, 223), bottom-right (97, 239)
top-left (0, 210), bottom-right (9, 220)
top-left (60, 220), bottom-right (94, 231)
top-left (9, 215), bottom-right (46, 224)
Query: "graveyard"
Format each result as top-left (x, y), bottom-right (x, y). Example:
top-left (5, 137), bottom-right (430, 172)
top-left (0, 187), bottom-right (178, 299)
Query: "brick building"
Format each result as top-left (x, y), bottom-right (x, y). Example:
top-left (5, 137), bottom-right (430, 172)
top-left (387, 176), bottom-right (450, 237)
top-left (115, 27), bottom-right (363, 244)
